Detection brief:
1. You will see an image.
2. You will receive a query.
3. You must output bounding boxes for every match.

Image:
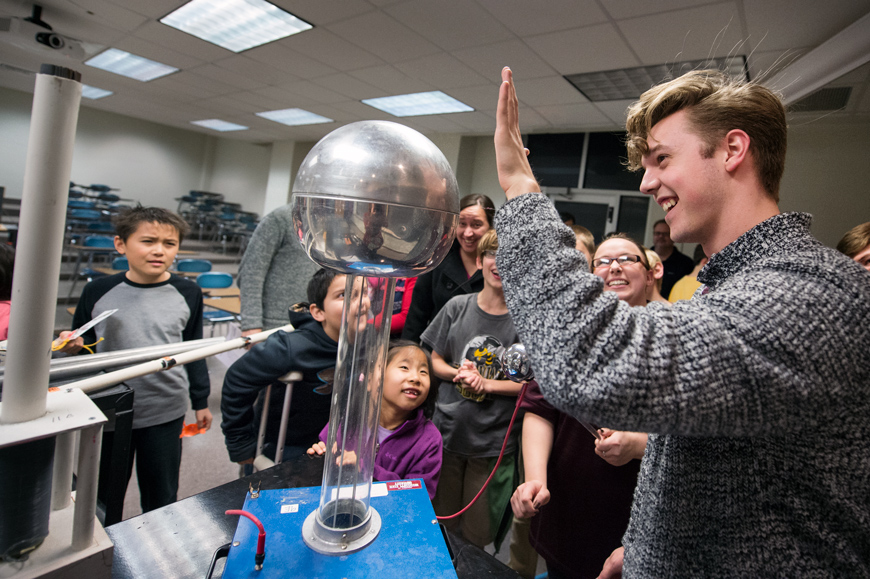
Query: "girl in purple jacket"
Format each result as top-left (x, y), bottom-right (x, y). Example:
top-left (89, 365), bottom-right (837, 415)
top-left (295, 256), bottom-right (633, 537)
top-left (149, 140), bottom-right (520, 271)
top-left (308, 341), bottom-right (443, 499)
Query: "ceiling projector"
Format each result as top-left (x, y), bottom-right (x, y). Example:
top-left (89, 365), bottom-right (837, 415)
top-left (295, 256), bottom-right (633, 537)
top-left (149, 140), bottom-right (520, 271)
top-left (0, 6), bottom-right (87, 61)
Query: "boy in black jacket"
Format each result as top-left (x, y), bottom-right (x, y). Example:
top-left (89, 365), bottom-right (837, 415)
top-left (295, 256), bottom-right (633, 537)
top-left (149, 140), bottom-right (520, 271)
top-left (221, 269), bottom-right (368, 466)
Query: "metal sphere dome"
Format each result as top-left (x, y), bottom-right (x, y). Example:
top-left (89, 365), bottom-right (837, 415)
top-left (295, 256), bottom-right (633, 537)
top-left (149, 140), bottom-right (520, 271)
top-left (291, 120), bottom-right (460, 277)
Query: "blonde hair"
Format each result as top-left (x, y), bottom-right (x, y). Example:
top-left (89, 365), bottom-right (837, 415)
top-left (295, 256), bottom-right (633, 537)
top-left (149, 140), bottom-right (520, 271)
top-left (571, 224), bottom-right (595, 256)
top-left (625, 69), bottom-right (787, 202)
top-left (477, 229), bottom-right (498, 259)
top-left (837, 222), bottom-right (870, 258)
top-left (643, 247), bottom-right (663, 292)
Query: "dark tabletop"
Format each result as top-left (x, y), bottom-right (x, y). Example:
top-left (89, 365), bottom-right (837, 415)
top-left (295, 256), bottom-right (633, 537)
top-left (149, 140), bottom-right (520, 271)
top-left (106, 454), bottom-right (520, 579)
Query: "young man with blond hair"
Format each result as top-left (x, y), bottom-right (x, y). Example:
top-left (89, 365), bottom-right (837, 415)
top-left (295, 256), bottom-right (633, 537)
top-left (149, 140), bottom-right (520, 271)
top-left (493, 67), bottom-right (870, 576)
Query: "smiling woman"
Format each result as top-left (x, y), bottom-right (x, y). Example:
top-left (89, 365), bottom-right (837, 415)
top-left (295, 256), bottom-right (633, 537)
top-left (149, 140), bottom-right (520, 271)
top-left (401, 194), bottom-right (496, 343)
top-left (592, 234), bottom-right (654, 307)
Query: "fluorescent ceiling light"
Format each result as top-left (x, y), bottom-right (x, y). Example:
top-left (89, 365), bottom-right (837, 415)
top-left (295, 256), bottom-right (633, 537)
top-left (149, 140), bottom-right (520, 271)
top-left (191, 119), bottom-right (249, 132)
top-left (81, 85), bottom-right (113, 99)
top-left (161, 0), bottom-right (313, 53)
top-left (256, 108), bottom-right (332, 126)
top-left (565, 56), bottom-right (748, 102)
top-left (362, 91), bottom-right (474, 117)
top-left (85, 48), bottom-right (178, 82)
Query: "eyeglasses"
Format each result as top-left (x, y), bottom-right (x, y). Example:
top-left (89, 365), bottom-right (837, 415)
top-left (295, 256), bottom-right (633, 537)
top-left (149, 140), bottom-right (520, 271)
top-left (592, 255), bottom-right (643, 269)
top-left (482, 250), bottom-right (497, 259)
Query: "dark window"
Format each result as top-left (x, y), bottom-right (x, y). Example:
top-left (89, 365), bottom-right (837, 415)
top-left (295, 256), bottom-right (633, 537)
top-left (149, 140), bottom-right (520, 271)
top-left (584, 132), bottom-right (643, 191)
top-left (616, 196), bottom-right (650, 243)
top-left (526, 133), bottom-right (585, 188)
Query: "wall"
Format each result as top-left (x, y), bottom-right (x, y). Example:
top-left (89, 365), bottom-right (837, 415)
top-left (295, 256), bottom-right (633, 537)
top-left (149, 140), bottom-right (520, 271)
top-left (0, 86), bottom-right (271, 216)
top-left (202, 138), bottom-right (271, 213)
top-left (779, 119), bottom-right (870, 248)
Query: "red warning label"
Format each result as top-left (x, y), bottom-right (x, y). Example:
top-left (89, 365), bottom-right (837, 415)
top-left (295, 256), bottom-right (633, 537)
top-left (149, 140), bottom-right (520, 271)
top-left (386, 480), bottom-right (421, 491)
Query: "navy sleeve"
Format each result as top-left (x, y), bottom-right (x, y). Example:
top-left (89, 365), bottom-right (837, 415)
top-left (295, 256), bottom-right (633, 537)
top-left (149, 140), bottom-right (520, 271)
top-left (220, 331), bottom-right (300, 462)
top-left (401, 269), bottom-right (434, 344)
top-left (170, 276), bottom-right (209, 411)
top-left (70, 275), bottom-right (123, 354)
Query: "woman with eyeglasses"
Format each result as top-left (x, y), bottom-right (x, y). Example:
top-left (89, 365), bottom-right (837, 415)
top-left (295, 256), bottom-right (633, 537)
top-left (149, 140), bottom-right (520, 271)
top-left (510, 233), bottom-right (651, 579)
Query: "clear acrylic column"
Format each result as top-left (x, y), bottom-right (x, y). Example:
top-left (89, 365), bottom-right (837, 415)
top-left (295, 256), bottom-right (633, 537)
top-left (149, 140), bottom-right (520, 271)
top-left (291, 121), bottom-right (459, 554)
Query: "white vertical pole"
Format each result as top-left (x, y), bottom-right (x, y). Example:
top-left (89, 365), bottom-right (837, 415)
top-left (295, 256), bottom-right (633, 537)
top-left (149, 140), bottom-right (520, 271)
top-left (72, 423), bottom-right (102, 551)
top-left (51, 431), bottom-right (77, 510)
top-left (1, 65), bottom-right (82, 424)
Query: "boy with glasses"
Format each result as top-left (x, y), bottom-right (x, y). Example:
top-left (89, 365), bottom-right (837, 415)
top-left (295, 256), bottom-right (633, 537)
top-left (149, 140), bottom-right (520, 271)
top-left (493, 66), bottom-right (870, 576)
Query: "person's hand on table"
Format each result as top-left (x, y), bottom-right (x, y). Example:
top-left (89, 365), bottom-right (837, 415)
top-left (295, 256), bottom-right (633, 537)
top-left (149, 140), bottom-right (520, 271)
top-left (495, 66), bottom-right (540, 200)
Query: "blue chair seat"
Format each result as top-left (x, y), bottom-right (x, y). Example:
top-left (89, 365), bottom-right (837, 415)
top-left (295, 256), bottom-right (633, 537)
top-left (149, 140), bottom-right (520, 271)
top-left (176, 259), bottom-right (212, 273)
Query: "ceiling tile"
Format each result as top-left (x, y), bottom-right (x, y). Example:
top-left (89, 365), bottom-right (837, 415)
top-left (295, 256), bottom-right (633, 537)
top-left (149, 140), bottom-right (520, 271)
top-left (164, 70), bottom-right (240, 96)
top-left (515, 106), bottom-right (551, 131)
top-left (446, 84), bottom-right (501, 113)
top-left (516, 75), bottom-right (589, 106)
top-left (215, 55), bottom-right (298, 86)
top-left (325, 11), bottom-right (441, 63)
top-left (748, 48), bottom-right (810, 85)
top-left (600, 0), bottom-right (722, 20)
top-left (453, 39), bottom-right (557, 81)
top-left (349, 65), bottom-right (433, 95)
top-left (312, 73), bottom-right (387, 99)
top-left (244, 42), bottom-right (338, 79)
top-left (477, 0), bottom-right (608, 37)
top-left (745, 0), bottom-right (870, 53)
top-left (330, 100), bottom-right (397, 122)
top-left (394, 53), bottom-right (490, 89)
top-left (525, 24), bottom-right (639, 75)
top-left (188, 64), bottom-right (268, 91)
top-left (386, 0), bottom-right (514, 51)
top-left (133, 21), bottom-right (230, 62)
top-left (283, 28), bottom-right (383, 71)
top-left (400, 113), bottom-right (470, 134)
top-left (113, 35), bottom-right (204, 70)
top-left (270, 0), bottom-right (376, 25)
top-left (532, 102), bottom-right (613, 129)
top-left (444, 110), bottom-right (496, 133)
top-left (105, 0), bottom-right (189, 20)
top-left (593, 99), bottom-right (636, 126)
top-left (251, 86), bottom-right (317, 108)
top-left (617, 3), bottom-right (749, 65)
top-left (273, 79), bottom-right (350, 104)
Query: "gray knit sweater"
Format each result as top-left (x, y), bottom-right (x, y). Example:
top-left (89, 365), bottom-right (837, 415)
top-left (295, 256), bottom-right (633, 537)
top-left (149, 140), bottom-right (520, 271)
top-left (238, 205), bottom-right (318, 331)
top-left (495, 193), bottom-right (870, 577)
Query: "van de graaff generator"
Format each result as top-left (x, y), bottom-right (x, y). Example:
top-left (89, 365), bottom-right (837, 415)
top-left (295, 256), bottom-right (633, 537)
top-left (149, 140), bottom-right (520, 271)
top-left (291, 121), bottom-right (459, 554)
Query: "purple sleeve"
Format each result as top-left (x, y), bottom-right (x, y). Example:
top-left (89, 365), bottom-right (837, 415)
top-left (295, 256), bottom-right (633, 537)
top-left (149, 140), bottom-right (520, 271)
top-left (374, 422), bottom-right (443, 500)
top-left (319, 424), bottom-right (328, 443)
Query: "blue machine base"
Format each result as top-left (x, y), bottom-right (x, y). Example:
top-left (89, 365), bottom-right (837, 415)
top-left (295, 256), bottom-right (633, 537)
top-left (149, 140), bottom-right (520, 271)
top-left (223, 481), bottom-right (457, 578)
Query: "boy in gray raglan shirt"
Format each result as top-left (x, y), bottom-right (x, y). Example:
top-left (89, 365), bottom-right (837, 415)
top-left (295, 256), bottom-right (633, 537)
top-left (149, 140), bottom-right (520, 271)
top-left (60, 207), bottom-right (210, 514)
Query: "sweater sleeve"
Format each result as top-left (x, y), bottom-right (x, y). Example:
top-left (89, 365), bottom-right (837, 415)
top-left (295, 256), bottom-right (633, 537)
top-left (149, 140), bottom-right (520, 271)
top-left (238, 216), bottom-right (282, 331)
top-left (374, 422), bottom-right (443, 500)
top-left (495, 194), bottom-right (854, 438)
top-left (176, 278), bottom-right (209, 411)
top-left (220, 332), bottom-right (298, 462)
top-left (401, 270), bottom-right (434, 343)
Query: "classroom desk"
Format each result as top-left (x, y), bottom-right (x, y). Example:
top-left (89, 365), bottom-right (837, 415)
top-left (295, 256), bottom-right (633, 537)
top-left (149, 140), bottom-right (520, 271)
top-left (201, 286), bottom-right (240, 297)
top-left (203, 297), bottom-right (240, 315)
top-left (105, 454), bottom-right (520, 579)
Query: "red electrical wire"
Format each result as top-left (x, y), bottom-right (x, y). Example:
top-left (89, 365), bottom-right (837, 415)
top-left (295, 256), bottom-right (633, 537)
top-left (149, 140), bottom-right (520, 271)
top-left (436, 379), bottom-right (531, 521)
top-left (226, 509), bottom-right (266, 568)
